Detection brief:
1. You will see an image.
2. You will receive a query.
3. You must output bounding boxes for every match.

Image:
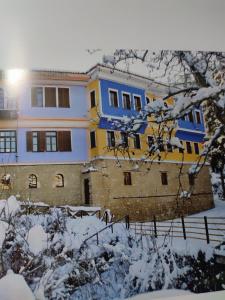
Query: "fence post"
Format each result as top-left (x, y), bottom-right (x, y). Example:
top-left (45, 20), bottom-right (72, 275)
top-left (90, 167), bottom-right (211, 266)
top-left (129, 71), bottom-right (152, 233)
top-left (125, 215), bottom-right (130, 229)
top-left (98, 210), bottom-right (101, 219)
top-left (204, 216), bottom-right (210, 244)
top-left (126, 215), bottom-right (130, 229)
top-left (81, 210), bottom-right (83, 218)
top-left (181, 216), bottom-right (186, 240)
top-left (153, 215), bottom-right (157, 238)
top-left (96, 233), bottom-right (99, 245)
top-left (111, 224), bottom-right (113, 233)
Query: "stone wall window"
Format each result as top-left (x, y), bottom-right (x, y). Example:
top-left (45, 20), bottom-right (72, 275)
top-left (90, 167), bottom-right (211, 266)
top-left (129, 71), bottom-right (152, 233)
top-left (161, 172), bottom-right (168, 185)
top-left (55, 174), bottom-right (64, 187)
top-left (1, 174), bottom-right (11, 190)
top-left (28, 174), bottom-right (37, 188)
top-left (124, 172), bottom-right (132, 185)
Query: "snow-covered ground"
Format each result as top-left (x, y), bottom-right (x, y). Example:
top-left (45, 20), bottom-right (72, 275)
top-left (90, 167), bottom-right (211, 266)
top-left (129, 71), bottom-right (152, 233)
top-left (0, 196), bottom-right (224, 299)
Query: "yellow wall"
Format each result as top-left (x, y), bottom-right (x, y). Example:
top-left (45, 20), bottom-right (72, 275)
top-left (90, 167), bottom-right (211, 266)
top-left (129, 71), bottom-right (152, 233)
top-left (87, 81), bottom-right (204, 164)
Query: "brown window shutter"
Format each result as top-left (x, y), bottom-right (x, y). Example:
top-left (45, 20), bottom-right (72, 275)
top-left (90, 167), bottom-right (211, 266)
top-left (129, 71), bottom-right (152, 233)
top-left (57, 131), bottom-right (71, 151)
top-left (38, 131), bottom-right (46, 152)
top-left (58, 88), bottom-right (70, 108)
top-left (26, 132), bottom-right (33, 152)
top-left (45, 87), bottom-right (56, 107)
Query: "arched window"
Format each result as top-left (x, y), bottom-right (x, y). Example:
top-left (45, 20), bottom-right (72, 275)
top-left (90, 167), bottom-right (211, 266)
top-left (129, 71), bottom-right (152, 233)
top-left (28, 174), bottom-right (37, 188)
top-left (55, 174), bottom-right (64, 187)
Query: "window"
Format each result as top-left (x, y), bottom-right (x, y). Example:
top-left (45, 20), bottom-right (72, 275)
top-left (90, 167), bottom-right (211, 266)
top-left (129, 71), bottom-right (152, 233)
top-left (188, 111), bottom-right (194, 123)
top-left (45, 87), bottom-right (56, 107)
top-left (157, 137), bottom-right (165, 152)
top-left (28, 174), bottom-right (37, 188)
top-left (194, 142), bottom-right (199, 154)
top-left (0, 131), bottom-right (16, 153)
top-left (179, 141), bottom-right (184, 153)
top-left (186, 141), bottom-right (192, 154)
top-left (90, 131), bottom-right (96, 148)
top-left (189, 174), bottom-right (195, 186)
top-left (107, 131), bottom-right (115, 147)
top-left (146, 97), bottom-right (150, 104)
top-left (122, 93), bottom-right (131, 110)
top-left (109, 90), bottom-right (118, 107)
top-left (134, 95), bottom-right (142, 111)
top-left (133, 134), bottom-right (141, 149)
top-left (31, 86), bottom-right (70, 108)
top-left (121, 132), bottom-right (128, 147)
top-left (90, 90), bottom-right (96, 108)
top-left (46, 131), bottom-right (57, 152)
top-left (0, 88), bottom-right (4, 109)
top-left (55, 174), bottom-right (64, 187)
top-left (195, 111), bottom-right (201, 124)
top-left (27, 131), bottom-right (71, 152)
top-left (161, 172), bottom-right (168, 185)
top-left (58, 88), bottom-right (70, 108)
top-left (31, 87), bottom-right (43, 107)
top-left (148, 136), bottom-right (154, 149)
top-left (167, 143), bottom-right (173, 152)
top-left (124, 172), bottom-right (132, 185)
top-left (1, 174), bottom-right (11, 190)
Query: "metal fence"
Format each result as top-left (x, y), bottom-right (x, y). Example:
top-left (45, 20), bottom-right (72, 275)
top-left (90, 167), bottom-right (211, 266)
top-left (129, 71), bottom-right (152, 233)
top-left (130, 216), bottom-right (225, 244)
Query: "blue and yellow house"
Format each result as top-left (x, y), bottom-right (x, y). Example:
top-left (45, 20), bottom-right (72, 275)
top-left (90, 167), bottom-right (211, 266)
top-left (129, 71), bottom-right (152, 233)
top-left (0, 66), bottom-right (213, 220)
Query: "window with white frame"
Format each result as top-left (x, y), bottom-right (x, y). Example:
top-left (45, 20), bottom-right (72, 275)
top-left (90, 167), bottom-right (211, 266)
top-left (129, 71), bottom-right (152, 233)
top-left (107, 131), bottom-right (115, 147)
top-left (195, 111), bottom-right (201, 124)
top-left (31, 87), bottom-right (70, 108)
top-left (134, 95), bottom-right (142, 111)
top-left (0, 131), bottom-right (16, 153)
top-left (109, 90), bottom-right (119, 107)
top-left (46, 131), bottom-right (57, 152)
top-left (122, 93), bottom-right (131, 110)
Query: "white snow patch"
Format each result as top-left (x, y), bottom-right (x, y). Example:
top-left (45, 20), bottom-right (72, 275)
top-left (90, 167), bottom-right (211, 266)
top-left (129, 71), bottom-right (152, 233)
top-left (27, 225), bottom-right (48, 255)
top-left (0, 270), bottom-right (35, 300)
top-left (0, 196), bottom-right (21, 218)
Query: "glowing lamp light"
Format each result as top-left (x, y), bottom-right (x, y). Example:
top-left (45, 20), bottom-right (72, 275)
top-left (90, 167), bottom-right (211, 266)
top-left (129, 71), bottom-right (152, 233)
top-left (6, 69), bottom-right (26, 86)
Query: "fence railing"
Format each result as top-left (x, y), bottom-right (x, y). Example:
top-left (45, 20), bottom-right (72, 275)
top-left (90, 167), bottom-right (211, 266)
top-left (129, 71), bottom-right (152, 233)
top-left (81, 215), bottom-right (130, 247)
top-left (130, 216), bottom-right (225, 244)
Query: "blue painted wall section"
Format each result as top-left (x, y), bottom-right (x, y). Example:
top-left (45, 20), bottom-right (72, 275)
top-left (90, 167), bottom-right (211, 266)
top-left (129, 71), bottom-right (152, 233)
top-left (100, 79), bottom-right (146, 118)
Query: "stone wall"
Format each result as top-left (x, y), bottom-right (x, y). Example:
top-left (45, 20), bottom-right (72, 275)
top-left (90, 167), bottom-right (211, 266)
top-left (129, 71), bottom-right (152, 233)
top-left (89, 159), bottom-right (214, 221)
top-left (0, 164), bottom-right (83, 206)
top-left (0, 160), bottom-right (214, 221)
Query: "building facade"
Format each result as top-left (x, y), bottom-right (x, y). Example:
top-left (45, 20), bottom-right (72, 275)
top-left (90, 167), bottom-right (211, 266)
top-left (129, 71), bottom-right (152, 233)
top-left (0, 66), bottom-right (214, 220)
